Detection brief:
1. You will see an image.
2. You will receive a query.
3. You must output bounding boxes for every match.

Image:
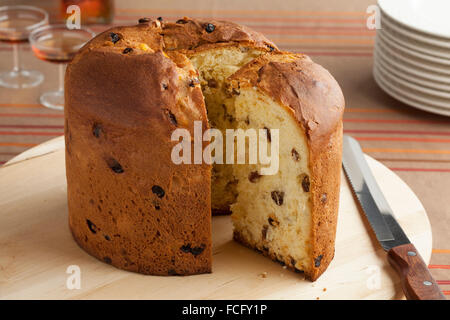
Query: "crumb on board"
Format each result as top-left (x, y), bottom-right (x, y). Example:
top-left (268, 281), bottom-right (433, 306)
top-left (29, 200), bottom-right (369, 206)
top-left (323, 288), bottom-right (327, 292)
top-left (316, 297), bottom-right (320, 300)
top-left (259, 272), bottom-right (268, 278)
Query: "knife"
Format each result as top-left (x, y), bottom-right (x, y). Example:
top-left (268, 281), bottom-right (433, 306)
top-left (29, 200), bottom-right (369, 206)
top-left (342, 135), bottom-right (446, 300)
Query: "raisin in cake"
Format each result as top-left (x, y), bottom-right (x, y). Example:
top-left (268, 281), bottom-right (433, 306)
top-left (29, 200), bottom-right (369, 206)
top-left (65, 17), bottom-right (344, 280)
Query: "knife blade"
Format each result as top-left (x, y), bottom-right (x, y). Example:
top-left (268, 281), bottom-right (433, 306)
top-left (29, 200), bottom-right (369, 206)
top-left (342, 135), bottom-right (409, 250)
top-left (342, 135), bottom-right (445, 300)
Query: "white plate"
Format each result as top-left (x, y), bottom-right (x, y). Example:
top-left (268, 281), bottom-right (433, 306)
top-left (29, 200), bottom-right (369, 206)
top-left (376, 34), bottom-right (450, 76)
top-left (375, 54), bottom-right (450, 100)
top-left (375, 62), bottom-right (450, 109)
top-left (374, 67), bottom-right (450, 116)
top-left (380, 21), bottom-right (450, 59)
top-left (380, 9), bottom-right (450, 49)
top-left (378, 30), bottom-right (450, 66)
top-left (375, 50), bottom-right (450, 92)
top-left (374, 38), bottom-right (450, 84)
top-left (375, 44), bottom-right (450, 85)
top-left (378, 0), bottom-right (450, 39)
top-left (374, 64), bottom-right (450, 116)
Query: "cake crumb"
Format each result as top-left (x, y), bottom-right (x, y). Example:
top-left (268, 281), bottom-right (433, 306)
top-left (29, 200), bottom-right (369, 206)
top-left (323, 288), bottom-right (327, 292)
top-left (259, 272), bottom-right (268, 278)
top-left (316, 297), bottom-right (320, 300)
top-left (282, 265), bottom-right (287, 269)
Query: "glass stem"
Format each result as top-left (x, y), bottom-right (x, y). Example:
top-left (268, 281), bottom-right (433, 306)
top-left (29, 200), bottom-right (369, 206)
top-left (58, 64), bottom-right (65, 93)
top-left (12, 43), bottom-right (20, 73)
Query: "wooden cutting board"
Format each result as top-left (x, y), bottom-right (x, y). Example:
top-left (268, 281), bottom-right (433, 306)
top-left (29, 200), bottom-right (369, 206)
top-left (0, 136), bottom-right (432, 300)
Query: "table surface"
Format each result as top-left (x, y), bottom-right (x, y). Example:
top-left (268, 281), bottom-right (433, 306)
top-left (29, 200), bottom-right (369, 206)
top-left (0, 0), bottom-right (448, 297)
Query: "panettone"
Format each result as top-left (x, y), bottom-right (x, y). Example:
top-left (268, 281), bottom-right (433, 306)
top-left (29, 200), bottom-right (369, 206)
top-left (65, 17), bottom-right (344, 280)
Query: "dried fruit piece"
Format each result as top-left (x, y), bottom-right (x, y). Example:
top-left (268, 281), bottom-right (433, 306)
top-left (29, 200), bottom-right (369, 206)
top-left (168, 269), bottom-right (178, 275)
top-left (152, 185), bottom-right (165, 198)
top-left (290, 257), bottom-right (296, 267)
top-left (103, 256), bottom-right (112, 264)
top-left (314, 255), bottom-right (323, 267)
top-left (264, 127), bottom-right (271, 142)
top-left (106, 158), bottom-right (124, 173)
top-left (86, 219), bottom-right (97, 234)
top-left (271, 191), bottom-right (284, 206)
top-left (291, 148), bottom-right (300, 161)
top-left (205, 23), bottom-right (215, 33)
top-left (104, 235), bottom-right (111, 241)
top-left (191, 245), bottom-right (205, 256)
top-left (262, 225), bottom-right (268, 240)
top-left (180, 244), bottom-right (191, 253)
top-left (162, 83), bottom-right (168, 90)
top-left (109, 32), bottom-right (120, 44)
top-left (165, 109), bottom-right (177, 126)
top-left (138, 17), bottom-right (150, 23)
top-left (92, 123), bottom-right (102, 138)
top-left (207, 78), bottom-right (217, 88)
top-left (248, 171), bottom-right (261, 183)
top-left (122, 47), bottom-right (133, 54)
top-left (189, 77), bottom-right (200, 87)
top-left (299, 173), bottom-right (310, 192)
top-left (180, 243), bottom-right (205, 255)
top-left (157, 17), bottom-right (163, 22)
top-left (268, 215), bottom-right (279, 227)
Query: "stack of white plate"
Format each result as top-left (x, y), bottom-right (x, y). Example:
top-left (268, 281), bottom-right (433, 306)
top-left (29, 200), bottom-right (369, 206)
top-left (375, 0), bottom-right (450, 116)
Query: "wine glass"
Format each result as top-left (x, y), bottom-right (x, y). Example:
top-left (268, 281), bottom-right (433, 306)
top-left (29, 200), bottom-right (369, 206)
top-left (29, 25), bottom-right (95, 110)
top-left (0, 5), bottom-right (48, 89)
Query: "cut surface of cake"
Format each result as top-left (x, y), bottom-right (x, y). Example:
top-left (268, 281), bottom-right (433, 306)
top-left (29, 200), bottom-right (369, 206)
top-left (65, 17), bottom-right (345, 280)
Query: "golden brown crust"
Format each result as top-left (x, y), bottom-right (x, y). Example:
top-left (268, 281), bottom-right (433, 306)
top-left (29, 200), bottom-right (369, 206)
top-left (77, 17), bottom-right (278, 57)
top-left (228, 52), bottom-right (345, 280)
top-left (308, 122), bottom-right (342, 280)
top-left (65, 46), bottom-right (212, 275)
top-left (162, 17), bottom-right (278, 52)
top-left (66, 18), bottom-right (279, 276)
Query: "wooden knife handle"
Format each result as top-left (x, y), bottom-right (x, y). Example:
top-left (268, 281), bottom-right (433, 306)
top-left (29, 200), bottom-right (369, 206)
top-left (388, 243), bottom-right (446, 300)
